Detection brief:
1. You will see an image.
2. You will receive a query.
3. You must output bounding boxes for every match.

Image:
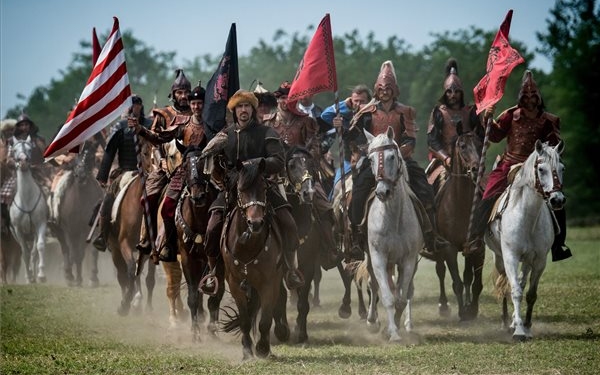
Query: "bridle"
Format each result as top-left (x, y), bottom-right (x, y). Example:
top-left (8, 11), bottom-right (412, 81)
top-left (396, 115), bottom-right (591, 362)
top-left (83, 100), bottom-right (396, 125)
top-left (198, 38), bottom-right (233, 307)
top-left (369, 143), bottom-right (401, 185)
top-left (286, 153), bottom-right (313, 194)
top-left (533, 157), bottom-right (563, 200)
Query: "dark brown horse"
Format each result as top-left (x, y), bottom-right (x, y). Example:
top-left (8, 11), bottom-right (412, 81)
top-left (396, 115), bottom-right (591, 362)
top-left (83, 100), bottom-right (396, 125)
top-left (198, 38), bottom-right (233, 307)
top-left (0, 137), bottom-right (21, 284)
top-left (170, 144), bottom-right (223, 341)
top-left (106, 171), bottom-right (156, 316)
top-left (52, 140), bottom-right (104, 287)
top-left (432, 129), bottom-right (485, 321)
top-left (221, 159), bottom-right (289, 360)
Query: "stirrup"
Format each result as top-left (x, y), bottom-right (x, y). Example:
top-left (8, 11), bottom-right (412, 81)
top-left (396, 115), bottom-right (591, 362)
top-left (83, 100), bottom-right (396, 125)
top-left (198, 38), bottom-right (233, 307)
top-left (136, 239), bottom-right (151, 254)
top-left (551, 244), bottom-right (572, 262)
top-left (92, 236), bottom-right (107, 252)
top-left (199, 273), bottom-right (219, 296)
top-left (158, 246), bottom-right (177, 263)
top-left (285, 269), bottom-right (305, 290)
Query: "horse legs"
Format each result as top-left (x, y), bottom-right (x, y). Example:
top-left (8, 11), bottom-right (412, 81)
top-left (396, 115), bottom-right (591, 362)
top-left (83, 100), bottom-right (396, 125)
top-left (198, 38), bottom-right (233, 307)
top-left (56, 230), bottom-right (74, 285)
top-left (435, 259), bottom-right (450, 316)
top-left (464, 249), bottom-right (484, 320)
top-left (312, 262), bottom-right (322, 308)
top-left (445, 254), bottom-right (465, 321)
top-left (273, 280), bottom-right (290, 343)
top-left (163, 261), bottom-right (183, 327)
top-left (370, 252), bottom-right (398, 340)
top-left (89, 246), bottom-right (99, 288)
top-left (34, 223), bottom-right (47, 283)
top-left (17, 238), bottom-right (34, 284)
top-left (295, 263), bottom-right (314, 343)
top-left (207, 259), bottom-right (225, 336)
top-left (366, 257), bottom-right (379, 330)
top-left (256, 284), bottom-right (280, 358)
top-left (145, 260), bottom-right (156, 312)
top-left (502, 251), bottom-right (526, 341)
top-left (524, 262), bottom-right (546, 339)
top-left (336, 262), bottom-right (352, 319)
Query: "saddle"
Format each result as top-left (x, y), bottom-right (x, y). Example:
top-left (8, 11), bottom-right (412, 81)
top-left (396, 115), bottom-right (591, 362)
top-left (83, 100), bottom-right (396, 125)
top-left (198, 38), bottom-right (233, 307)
top-left (489, 163), bottom-right (524, 223)
top-left (110, 171), bottom-right (138, 223)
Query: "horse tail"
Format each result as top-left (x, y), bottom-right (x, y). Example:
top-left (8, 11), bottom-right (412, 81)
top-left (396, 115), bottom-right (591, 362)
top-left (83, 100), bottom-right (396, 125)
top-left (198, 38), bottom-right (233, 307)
top-left (220, 288), bottom-right (261, 335)
top-left (491, 266), bottom-right (510, 301)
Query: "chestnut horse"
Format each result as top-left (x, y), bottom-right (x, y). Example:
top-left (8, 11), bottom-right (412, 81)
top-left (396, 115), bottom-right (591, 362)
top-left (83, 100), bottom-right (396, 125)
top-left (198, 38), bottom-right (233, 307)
top-left (432, 129), bottom-right (485, 320)
top-left (221, 159), bottom-right (289, 360)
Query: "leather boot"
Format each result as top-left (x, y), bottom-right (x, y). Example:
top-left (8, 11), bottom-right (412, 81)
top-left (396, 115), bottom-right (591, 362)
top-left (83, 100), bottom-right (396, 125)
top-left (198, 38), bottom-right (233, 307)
top-left (463, 197), bottom-right (495, 255)
top-left (283, 249), bottom-right (304, 290)
top-left (92, 234), bottom-right (107, 252)
top-left (137, 194), bottom-right (158, 254)
top-left (159, 218), bottom-right (178, 262)
top-left (551, 208), bottom-right (572, 262)
top-left (348, 225), bottom-right (365, 261)
top-left (420, 231), bottom-right (437, 261)
top-left (200, 256), bottom-right (218, 295)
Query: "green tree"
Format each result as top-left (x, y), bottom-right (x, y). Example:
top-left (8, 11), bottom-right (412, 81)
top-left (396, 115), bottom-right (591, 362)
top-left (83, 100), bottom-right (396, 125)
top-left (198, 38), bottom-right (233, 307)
top-left (537, 0), bottom-right (600, 222)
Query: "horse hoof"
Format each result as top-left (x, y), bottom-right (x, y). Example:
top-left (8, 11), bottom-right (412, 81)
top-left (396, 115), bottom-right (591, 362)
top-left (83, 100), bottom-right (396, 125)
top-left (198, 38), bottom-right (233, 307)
top-left (338, 304), bottom-right (351, 319)
top-left (89, 279), bottom-right (99, 288)
top-left (367, 320), bottom-right (380, 334)
top-left (512, 334), bottom-right (528, 342)
top-left (255, 343), bottom-right (270, 358)
top-left (37, 276), bottom-right (47, 283)
top-left (438, 303), bottom-right (451, 317)
top-left (274, 323), bottom-right (290, 342)
top-left (117, 305), bottom-right (129, 316)
top-left (389, 333), bottom-right (402, 342)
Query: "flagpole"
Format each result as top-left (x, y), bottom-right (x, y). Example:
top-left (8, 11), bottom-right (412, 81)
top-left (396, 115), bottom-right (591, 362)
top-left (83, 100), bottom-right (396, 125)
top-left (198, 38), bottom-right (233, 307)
top-left (464, 115), bottom-right (492, 255)
top-left (334, 92), bottom-right (349, 257)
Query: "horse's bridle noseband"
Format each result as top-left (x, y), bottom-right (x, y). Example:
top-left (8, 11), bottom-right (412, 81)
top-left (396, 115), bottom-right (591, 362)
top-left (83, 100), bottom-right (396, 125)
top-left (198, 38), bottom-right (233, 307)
top-left (369, 144), bottom-right (401, 185)
top-left (286, 153), bottom-right (313, 194)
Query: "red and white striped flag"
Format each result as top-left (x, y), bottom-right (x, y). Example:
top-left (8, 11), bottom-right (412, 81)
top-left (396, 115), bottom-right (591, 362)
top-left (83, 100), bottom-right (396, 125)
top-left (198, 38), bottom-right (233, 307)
top-left (44, 17), bottom-right (131, 159)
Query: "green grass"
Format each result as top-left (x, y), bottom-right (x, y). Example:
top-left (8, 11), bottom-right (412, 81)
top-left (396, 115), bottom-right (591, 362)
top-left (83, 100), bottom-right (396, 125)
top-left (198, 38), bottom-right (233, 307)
top-left (1, 227), bottom-right (599, 374)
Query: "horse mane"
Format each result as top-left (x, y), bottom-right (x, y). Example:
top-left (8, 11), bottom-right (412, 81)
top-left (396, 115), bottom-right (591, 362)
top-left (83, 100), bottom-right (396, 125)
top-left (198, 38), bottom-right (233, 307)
top-left (285, 145), bottom-right (312, 163)
top-left (513, 141), bottom-right (559, 191)
top-left (238, 161), bottom-right (262, 191)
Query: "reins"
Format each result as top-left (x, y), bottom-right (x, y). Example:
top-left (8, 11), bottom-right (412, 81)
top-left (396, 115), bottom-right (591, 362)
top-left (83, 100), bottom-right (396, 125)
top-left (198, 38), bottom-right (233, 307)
top-left (369, 143), bottom-right (401, 185)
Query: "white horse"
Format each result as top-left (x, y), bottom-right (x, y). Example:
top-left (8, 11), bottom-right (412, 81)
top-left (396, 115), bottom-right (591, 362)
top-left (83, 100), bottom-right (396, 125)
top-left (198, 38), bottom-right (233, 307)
top-left (364, 127), bottom-right (423, 342)
top-left (486, 140), bottom-right (565, 341)
top-left (8, 136), bottom-right (49, 283)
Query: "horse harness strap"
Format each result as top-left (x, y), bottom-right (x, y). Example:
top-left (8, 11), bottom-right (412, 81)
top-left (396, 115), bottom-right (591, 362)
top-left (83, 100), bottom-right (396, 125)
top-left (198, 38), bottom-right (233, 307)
top-left (175, 191), bottom-right (204, 251)
top-left (369, 144), bottom-right (400, 184)
top-left (534, 157), bottom-right (562, 199)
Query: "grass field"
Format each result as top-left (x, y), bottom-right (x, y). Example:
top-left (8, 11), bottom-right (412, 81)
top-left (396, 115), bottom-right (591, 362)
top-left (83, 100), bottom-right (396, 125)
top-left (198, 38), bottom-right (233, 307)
top-left (1, 227), bottom-right (599, 374)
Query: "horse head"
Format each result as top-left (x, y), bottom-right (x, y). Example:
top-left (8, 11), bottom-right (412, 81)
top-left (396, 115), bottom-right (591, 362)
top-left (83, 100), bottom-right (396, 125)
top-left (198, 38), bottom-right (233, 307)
top-left (365, 126), bottom-right (405, 201)
top-left (453, 128), bottom-right (482, 184)
top-left (73, 141), bottom-right (97, 183)
top-left (532, 140), bottom-right (566, 210)
top-left (236, 158), bottom-right (267, 233)
top-left (10, 136), bottom-right (33, 170)
top-left (178, 141), bottom-right (212, 207)
top-left (285, 145), bottom-right (315, 204)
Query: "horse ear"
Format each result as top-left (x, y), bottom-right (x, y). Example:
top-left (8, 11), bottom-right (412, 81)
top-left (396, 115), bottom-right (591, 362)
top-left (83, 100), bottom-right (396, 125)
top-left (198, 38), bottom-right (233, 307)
top-left (555, 141), bottom-right (565, 155)
top-left (236, 159), bottom-right (244, 171)
top-left (175, 139), bottom-right (186, 155)
top-left (258, 157), bottom-right (266, 172)
top-left (363, 128), bottom-right (374, 143)
top-left (386, 126), bottom-right (395, 140)
top-left (11, 136), bottom-right (17, 144)
top-left (535, 139), bottom-right (543, 154)
top-left (26, 135), bottom-right (31, 143)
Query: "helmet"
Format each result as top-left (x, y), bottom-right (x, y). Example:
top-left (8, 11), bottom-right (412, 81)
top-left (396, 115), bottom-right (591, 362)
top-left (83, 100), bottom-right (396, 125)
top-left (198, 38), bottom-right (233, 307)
top-left (131, 95), bottom-right (143, 105)
top-left (188, 81), bottom-right (206, 102)
top-left (169, 69), bottom-right (192, 98)
top-left (374, 60), bottom-right (399, 99)
top-left (253, 81), bottom-right (277, 108)
top-left (518, 70), bottom-right (542, 104)
top-left (439, 58), bottom-right (464, 106)
top-left (273, 81), bottom-right (291, 98)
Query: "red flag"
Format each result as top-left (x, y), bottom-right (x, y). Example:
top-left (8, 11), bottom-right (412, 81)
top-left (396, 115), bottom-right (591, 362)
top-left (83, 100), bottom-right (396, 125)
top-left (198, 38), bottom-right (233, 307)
top-left (45, 17), bottom-right (131, 159)
top-left (473, 10), bottom-right (525, 115)
top-left (287, 13), bottom-right (337, 111)
top-left (92, 27), bottom-right (101, 66)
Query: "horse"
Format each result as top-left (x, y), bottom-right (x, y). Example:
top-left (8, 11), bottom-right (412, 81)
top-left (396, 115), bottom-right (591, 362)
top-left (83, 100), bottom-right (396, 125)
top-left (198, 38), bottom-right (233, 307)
top-left (363, 127), bottom-right (423, 342)
top-left (221, 159), bottom-right (289, 359)
top-left (0, 135), bottom-right (21, 284)
top-left (283, 145), bottom-right (323, 343)
top-left (486, 140), bottom-right (565, 341)
top-left (8, 136), bottom-right (49, 284)
top-left (51, 141), bottom-right (104, 287)
top-left (164, 143), bottom-right (223, 341)
top-left (432, 129), bottom-right (485, 320)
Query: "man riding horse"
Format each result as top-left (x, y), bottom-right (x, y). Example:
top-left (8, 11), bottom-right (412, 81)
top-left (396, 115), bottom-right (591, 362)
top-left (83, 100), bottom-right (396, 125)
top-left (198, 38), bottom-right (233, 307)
top-left (202, 89), bottom-right (304, 292)
top-left (426, 58), bottom-right (485, 191)
top-left (465, 70), bottom-right (572, 262)
top-left (263, 81), bottom-right (340, 270)
top-left (92, 95), bottom-right (152, 251)
top-left (131, 82), bottom-right (208, 263)
top-left (133, 69), bottom-right (193, 261)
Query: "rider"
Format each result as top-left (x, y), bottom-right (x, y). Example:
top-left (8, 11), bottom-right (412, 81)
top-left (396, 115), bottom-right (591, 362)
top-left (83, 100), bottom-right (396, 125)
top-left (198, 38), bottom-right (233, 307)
top-left (92, 95), bottom-right (152, 251)
top-left (203, 89), bottom-right (304, 292)
top-left (343, 61), bottom-right (439, 260)
top-left (134, 69), bottom-right (193, 259)
top-left (263, 81), bottom-right (341, 270)
top-left (130, 83), bottom-right (208, 262)
top-left (465, 70), bottom-right (572, 262)
top-left (0, 119), bottom-right (17, 233)
top-left (426, 58), bottom-right (484, 190)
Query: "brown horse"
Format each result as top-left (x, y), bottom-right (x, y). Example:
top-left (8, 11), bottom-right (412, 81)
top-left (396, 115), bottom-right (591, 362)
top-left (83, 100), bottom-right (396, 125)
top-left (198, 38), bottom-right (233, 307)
top-left (51, 140), bottom-right (104, 287)
top-left (432, 129), bottom-right (485, 321)
top-left (107, 171), bottom-right (156, 316)
top-left (0, 136), bottom-right (21, 284)
top-left (165, 144), bottom-right (223, 341)
top-left (221, 159), bottom-right (289, 360)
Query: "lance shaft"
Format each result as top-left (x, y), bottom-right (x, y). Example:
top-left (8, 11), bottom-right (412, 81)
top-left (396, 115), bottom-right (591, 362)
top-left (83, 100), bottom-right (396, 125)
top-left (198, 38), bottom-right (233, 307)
top-left (465, 115), bottom-right (492, 254)
top-left (334, 93), bottom-right (349, 253)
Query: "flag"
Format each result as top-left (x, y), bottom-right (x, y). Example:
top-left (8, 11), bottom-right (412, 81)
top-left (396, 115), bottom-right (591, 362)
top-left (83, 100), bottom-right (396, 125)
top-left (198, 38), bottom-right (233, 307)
top-left (202, 23), bottom-right (239, 140)
top-left (473, 9), bottom-right (525, 115)
top-left (44, 17), bottom-right (131, 159)
top-left (92, 27), bottom-right (101, 66)
top-left (287, 13), bottom-right (337, 112)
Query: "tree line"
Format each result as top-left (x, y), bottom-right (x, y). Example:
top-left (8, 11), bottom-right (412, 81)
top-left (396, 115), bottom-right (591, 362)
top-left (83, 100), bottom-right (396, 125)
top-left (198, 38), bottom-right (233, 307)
top-left (5, 0), bottom-right (598, 222)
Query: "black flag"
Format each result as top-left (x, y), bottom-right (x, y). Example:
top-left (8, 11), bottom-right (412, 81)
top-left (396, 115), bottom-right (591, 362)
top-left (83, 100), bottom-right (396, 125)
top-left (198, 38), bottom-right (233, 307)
top-left (202, 23), bottom-right (239, 140)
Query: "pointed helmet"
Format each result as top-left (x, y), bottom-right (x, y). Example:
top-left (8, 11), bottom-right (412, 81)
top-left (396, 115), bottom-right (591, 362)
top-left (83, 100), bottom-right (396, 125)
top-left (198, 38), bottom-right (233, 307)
top-left (374, 60), bottom-right (399, 99)
top-left (518, 70), bottom-right (542, 104)
top-left (169, 69), bottom-right (192, 98)
top-left (439, 58), bottom-right (464, 106)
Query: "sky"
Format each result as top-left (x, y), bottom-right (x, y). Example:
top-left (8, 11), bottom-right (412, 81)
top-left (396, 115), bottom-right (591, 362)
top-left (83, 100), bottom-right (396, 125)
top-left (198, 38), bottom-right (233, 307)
top-left (0, 0), bottom-right (557, 119)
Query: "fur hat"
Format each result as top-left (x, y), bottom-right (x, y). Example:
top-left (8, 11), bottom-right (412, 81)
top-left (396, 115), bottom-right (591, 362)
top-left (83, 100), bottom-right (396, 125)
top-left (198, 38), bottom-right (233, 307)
top-left (227, 89), bottom-right (259, 112)
top-left (1, 118), bottom-right (17, 133)
top-left (374, 61), bottom-right (399, 98)
top-left (273, 81), bottom-right (292, 98)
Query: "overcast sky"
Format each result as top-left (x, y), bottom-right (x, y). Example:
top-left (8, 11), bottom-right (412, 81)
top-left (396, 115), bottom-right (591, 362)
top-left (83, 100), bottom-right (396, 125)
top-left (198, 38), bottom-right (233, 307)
top-left (1, 0), bottom-right (556, 119)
